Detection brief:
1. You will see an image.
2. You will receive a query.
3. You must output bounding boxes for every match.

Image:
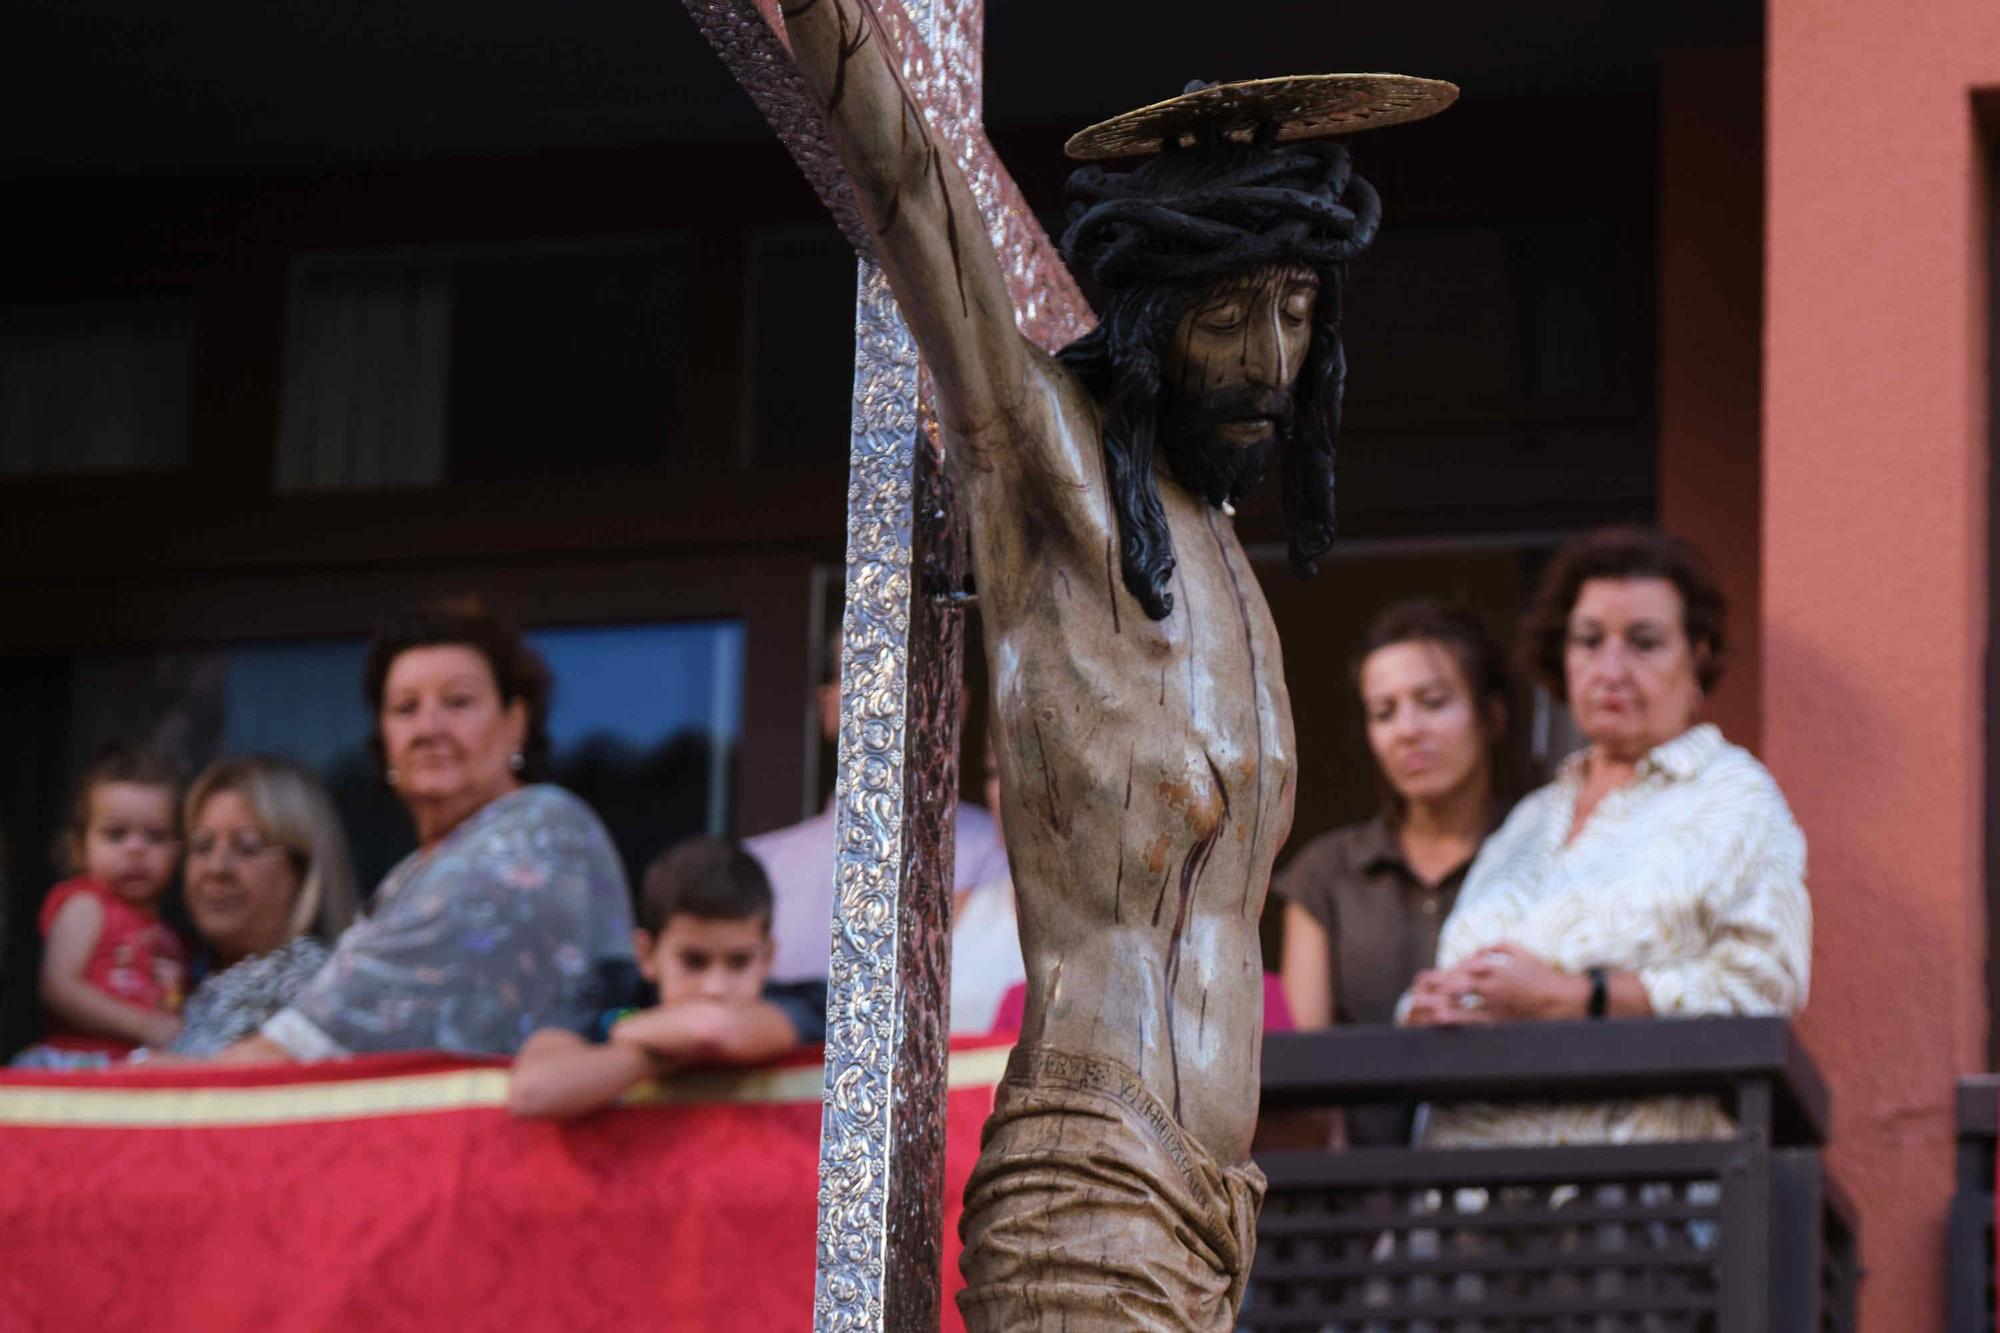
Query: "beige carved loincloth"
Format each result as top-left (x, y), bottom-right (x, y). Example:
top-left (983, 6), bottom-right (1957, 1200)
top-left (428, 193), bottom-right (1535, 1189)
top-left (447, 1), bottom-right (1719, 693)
top-left (957, 1045), bottom-right (1265, 1332)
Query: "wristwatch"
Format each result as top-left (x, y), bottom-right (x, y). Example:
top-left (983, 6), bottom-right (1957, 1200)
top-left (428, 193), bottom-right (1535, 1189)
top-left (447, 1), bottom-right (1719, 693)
top-left (1586, 967), bottom-right (1609, 1020)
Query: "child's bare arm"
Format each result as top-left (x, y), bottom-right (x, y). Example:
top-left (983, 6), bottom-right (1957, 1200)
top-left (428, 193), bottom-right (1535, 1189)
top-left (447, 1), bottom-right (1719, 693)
top-left (207, 1035), bottom-right (296, 1063)
top-left (609, 1000), bottom-right (804, 1068)
top-left (508, 1027), bottom-right (657, 1120)
top-left (39, 893), bottom-right (179, 1049)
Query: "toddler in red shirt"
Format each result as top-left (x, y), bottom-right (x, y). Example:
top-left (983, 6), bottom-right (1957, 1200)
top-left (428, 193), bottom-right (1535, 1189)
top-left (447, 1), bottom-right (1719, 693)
top-left (13, 748), bottom-right (187, 1068)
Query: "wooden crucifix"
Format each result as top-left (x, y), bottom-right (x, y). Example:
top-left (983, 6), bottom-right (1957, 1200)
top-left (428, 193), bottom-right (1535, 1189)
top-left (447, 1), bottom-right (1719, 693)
top-left (686, 2), bottom-right (1451, 1327)
top-left (679, 1), bottom-right (1089, 1329)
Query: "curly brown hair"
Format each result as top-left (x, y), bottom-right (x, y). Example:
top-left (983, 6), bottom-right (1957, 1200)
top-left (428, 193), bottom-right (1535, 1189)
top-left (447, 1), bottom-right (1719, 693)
top-left (1520, 527), bottom-right (1727, 703)
top-left (362, 595), bottom-right (553, 781)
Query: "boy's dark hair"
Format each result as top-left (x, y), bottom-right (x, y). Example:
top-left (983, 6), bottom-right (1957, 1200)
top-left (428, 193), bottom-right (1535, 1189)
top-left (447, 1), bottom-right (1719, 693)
top-left (59, 744), bottom-right (183, 875)
top-left (638, 836), bottom-right (773, 936)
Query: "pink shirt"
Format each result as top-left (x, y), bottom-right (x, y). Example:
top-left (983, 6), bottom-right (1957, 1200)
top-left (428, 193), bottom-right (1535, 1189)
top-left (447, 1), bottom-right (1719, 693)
top-left (747, 801), bottom-right (1010, 982)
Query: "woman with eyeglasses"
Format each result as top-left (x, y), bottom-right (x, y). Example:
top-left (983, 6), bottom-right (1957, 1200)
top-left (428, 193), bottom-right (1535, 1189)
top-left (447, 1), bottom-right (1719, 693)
top-left (170, 756), bottom-right (357, 1057)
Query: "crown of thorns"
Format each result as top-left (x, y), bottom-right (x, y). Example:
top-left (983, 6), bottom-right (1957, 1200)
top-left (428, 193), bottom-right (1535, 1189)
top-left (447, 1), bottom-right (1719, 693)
top-left (1061, 133), bottom-right (1381, 290)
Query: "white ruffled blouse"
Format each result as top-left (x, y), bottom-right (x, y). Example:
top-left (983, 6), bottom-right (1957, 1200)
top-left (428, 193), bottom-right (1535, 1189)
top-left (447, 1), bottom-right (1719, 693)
top-left (1424, 723), bottom-right (1813, 1146)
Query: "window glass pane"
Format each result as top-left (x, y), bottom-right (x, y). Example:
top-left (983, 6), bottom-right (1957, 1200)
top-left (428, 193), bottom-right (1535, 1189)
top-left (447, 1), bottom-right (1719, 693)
top-left (0, 296), bottom-right (196, 476)
top-left (278, 236), bottom-right (695, 492)
top-left (277, 266), bottom-right (451, 491)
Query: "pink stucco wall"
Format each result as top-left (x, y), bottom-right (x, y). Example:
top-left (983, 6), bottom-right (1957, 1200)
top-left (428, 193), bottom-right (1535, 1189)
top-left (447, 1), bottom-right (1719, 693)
top-left (1765, 5), bottom-right (1998, 1324)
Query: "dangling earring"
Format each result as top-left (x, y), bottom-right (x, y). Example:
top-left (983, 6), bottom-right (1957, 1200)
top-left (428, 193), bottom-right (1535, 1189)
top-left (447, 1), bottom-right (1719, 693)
top-left (385, 767), bottom-right (399, 788)
top-left (509, 751), bottom-right (525, 774)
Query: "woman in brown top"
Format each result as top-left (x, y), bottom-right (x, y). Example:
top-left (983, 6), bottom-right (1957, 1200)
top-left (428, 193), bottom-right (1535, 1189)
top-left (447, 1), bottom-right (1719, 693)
top-left (1275, 601), bottom-right (1512, 1140)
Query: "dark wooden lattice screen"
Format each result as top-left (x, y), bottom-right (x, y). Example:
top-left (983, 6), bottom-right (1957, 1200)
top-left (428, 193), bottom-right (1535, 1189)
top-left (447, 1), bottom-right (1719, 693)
top-left (1247, 1020), bottom-right (1858, 1333)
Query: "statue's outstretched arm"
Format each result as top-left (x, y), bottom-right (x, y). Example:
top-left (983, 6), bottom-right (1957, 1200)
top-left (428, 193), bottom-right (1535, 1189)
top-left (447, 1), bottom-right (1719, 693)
top-left (782, 0), bottom-right (1032, 440)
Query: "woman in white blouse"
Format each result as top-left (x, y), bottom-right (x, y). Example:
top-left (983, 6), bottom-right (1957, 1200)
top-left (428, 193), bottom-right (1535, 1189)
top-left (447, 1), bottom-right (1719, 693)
top-left (1403, 528), bottom-right (1812, 1144)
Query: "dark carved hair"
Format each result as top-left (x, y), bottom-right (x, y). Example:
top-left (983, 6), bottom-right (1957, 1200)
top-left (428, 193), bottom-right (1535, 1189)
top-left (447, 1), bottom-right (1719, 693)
top-left (60, 744), bottom-right (183, 875)
top-left (1351, 600), bottom-right (1514, 820)
top-left (638, 835), bottom-right (773, 936)
top-left (1058, 124), bottom-right (1380, 620)
top-left (362, 594), bottom-right (553, 781)
top-left (1520, 527), bottom-right (1728, 702)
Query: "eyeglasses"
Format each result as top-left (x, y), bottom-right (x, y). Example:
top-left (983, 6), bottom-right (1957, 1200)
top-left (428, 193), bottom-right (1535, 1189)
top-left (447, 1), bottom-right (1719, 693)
top-left (188, 833), bottom-right (289, 863)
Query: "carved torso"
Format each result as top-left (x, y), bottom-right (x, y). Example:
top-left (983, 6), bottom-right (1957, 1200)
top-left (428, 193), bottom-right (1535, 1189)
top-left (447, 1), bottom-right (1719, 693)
top-left (954, 346), bottom-right (1297, 1164)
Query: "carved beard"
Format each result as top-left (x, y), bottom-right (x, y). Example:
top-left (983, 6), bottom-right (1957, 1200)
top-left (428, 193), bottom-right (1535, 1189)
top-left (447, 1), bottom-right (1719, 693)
top-left (1155, 386), bottom-right (1295, 510)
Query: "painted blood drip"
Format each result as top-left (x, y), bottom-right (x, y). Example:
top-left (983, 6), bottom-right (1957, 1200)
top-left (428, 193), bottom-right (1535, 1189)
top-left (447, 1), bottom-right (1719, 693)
top-left (1113, 748), bottom-right (1135, 923)
top-left (821, 0), bottom-right (966, 326)
top-left (928, 141), bottom-right (970, 317)
top-left (1103, 537), bottom-right (1122, 633)
top-left (1030, 716), bottom-right (1065, 835)
top-left (1204, 751), bottom-right (1231, 819)
top-left (1091, 439), bottom-right (1123, 635)
top-left (1177, 563), bottom-right (1199, 705)
top-left (1209, 512), bottom-right (1266, 915)
top-left (824, 0), bottom-right (871, 112)
top-left (1161, 819), bottom-right (1224, 1122)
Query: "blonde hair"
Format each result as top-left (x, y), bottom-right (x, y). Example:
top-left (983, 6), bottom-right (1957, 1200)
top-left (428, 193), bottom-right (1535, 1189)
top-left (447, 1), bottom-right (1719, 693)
top-left (185, 756), bottom-right (357, 943)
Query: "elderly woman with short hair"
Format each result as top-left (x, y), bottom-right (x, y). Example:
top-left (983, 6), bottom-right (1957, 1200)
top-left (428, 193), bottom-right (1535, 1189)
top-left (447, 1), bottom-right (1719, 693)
top-left (1404, 527), bottom-right (1812, 1145)
top-left (216, 596), bottom-right (635, 1062)
top-left (169, 756), bottom-right (357, 1056)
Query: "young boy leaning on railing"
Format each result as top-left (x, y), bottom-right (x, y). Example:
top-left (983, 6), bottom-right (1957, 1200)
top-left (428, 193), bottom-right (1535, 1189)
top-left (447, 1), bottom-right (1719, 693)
top-left (508, 836), bottom-right (825, 1120)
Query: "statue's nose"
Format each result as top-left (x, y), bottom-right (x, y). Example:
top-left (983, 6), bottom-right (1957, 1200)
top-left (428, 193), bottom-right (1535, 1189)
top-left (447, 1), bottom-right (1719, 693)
top-left (1245, 306), bottom-right (1293, 389)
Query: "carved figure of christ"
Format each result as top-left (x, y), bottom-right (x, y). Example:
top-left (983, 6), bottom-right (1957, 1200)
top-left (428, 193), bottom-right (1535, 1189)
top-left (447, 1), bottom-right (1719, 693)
top-left (783, 0), bottom-right (1305, 1324)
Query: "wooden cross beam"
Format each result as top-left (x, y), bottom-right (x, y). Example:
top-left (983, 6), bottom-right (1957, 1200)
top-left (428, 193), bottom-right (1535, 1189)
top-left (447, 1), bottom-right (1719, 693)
top-left (679, 2), bottom-right (1090, 1329)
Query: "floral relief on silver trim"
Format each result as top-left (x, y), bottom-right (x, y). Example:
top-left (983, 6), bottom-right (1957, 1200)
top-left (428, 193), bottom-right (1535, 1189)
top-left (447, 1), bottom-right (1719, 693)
top-left (812, 256), bottom-right (942, 1333)
top-left (812, 0), bottom-right (967, 1322)
top-left (813, 283), bottom-right (970, 1331)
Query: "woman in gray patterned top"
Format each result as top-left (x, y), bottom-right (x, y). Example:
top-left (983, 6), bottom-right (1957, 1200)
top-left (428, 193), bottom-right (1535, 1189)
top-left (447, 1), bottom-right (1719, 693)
top-left (214, 597), bottom-right (635, 1062)
top-left (171, 756), bottom-right (357, 1056)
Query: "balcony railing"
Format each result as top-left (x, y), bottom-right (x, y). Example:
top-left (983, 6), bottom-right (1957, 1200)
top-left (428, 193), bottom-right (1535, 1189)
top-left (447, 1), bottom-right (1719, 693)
top-left (1248, 1019), bottom-right (1857, 1331)
top-left (1950, 1074), bottom-right (1996, 1331)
